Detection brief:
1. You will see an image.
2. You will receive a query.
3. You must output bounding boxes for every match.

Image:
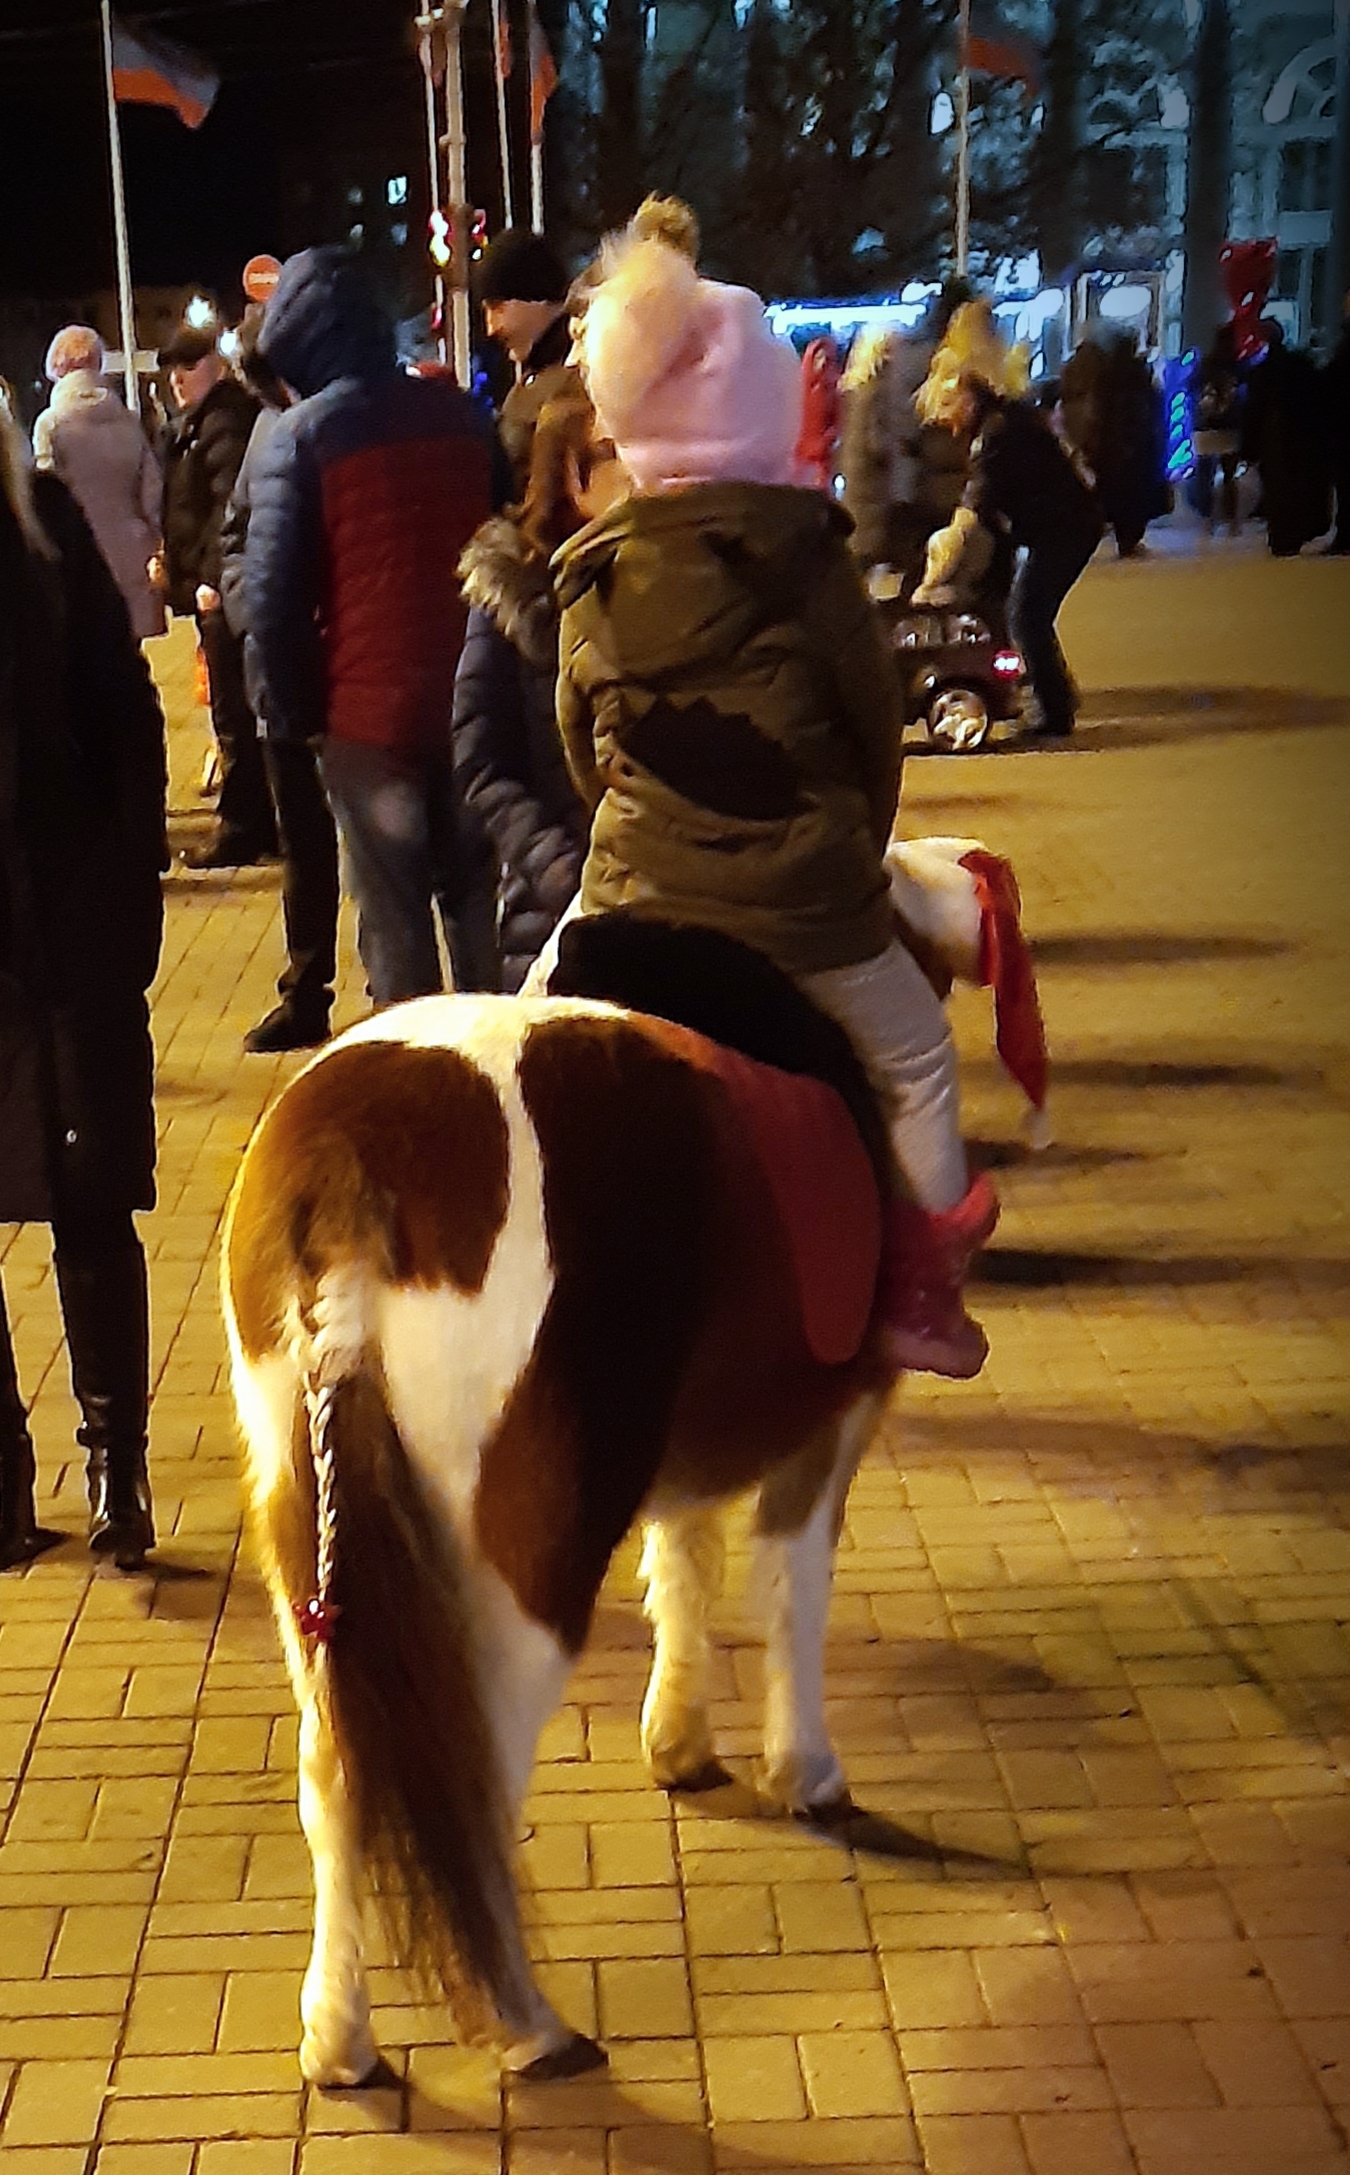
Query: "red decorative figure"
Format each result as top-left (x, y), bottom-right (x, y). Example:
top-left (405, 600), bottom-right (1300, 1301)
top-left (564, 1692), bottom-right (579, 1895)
top-left (1220, 239), bottom-right (1277, 361)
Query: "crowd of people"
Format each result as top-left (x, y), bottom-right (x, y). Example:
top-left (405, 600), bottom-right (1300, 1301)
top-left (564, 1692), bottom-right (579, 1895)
top-left (2, 208), bottom-right (1349, 1577)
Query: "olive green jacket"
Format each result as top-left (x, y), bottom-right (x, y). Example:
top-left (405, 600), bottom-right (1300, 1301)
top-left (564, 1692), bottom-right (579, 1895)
top-left (552, 482), bottom-right (904, 977)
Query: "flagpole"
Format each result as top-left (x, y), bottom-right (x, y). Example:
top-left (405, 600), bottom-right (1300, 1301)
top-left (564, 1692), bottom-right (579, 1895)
top-left (419, 13), bottom-right (449, 362)
top-left (955, 0), bottom-right (972, 277)
top-left (99, 0), bottom-right (141, 413)
top-left (527, 2), bottom-right (553, 232)
top-left (530, 138), bottom-right (544, 234)
top-left (441, 0), bottom-right (472, 387)
top-left (491, 0), bottom-right (516, 228)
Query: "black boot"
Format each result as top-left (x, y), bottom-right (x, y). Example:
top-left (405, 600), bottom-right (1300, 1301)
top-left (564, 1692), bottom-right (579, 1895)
top-left (54, 1232), bottom-right (155, 1572)
top-left (0, 1284), bottom-right (62, 1571)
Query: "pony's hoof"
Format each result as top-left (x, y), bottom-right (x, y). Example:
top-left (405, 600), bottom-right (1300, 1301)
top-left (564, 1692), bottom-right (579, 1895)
top-left (662, 1756), bottom-right (734, 1795)
top-left (317, 2054), bottom-right (400, 2096)
top-left (794, 1790), bottom-right (859, 1831)
top-left (515, 2032), bottom-right (607, 2083)
top-left (299, 2033), bottom-right (381, 2089)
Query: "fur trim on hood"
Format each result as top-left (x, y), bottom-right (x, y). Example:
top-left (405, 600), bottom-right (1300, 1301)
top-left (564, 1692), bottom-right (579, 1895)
top-left (457, 515), bottom-right (558, 670)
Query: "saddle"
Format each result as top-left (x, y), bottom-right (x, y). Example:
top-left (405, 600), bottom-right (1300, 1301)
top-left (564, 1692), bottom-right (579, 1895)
top-left (548, 915), bottom-right (885, 1368)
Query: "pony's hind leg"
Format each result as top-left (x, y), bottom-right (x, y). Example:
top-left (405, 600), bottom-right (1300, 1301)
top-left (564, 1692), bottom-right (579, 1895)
top-left (639, 1505), bottom-right (726, 1790)
top-left (755, 1397), bottom-right (883, 1817)
top-left (297, 1691), bottom-right (378, 2087)
top-left (466, 1562), bottom-right (607, 2079)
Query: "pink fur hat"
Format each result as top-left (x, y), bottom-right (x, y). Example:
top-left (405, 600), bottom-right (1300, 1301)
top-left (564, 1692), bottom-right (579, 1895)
top-left (580, 237), bottom-right (802, 491)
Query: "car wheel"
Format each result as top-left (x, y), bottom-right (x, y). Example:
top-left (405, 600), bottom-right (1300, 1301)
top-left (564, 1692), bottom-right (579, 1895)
top-left (927, 685), bottom-right (992, 753)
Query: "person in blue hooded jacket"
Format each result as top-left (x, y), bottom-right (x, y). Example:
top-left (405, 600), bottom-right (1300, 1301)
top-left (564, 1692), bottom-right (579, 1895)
top-left (245, 247), bottom-right (511, 1004)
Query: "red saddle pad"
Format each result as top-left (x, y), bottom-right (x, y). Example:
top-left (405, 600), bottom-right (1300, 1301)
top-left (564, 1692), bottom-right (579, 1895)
top-left (645, 1019), bottom-right (882, 1368)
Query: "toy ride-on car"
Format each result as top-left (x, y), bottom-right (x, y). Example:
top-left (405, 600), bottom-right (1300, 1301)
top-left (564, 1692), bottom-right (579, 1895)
top-left (865, 567), bottom-right (1025, 754)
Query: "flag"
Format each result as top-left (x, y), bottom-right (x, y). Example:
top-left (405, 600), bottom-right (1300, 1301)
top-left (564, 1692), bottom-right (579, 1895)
top-left (962, 9), bottom-right (1041, 102)
top-left (528, 3), bottom-right (558, 145)
top-left (492, 0), bottom-right (513, 81)
top-left (111, 18), bottom-right (219, 129)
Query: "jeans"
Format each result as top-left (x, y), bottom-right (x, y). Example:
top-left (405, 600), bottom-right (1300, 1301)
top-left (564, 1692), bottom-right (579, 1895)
top-left (261, 740), bottom-right (339, 1024)
top-left (800, 939), bottom-right (968, 1212)
top-left (196, 610), bottom-right (277, 858)
top-left (1009, 531), bottom-right (1099, 735)
top-left (319, 737), bottom-right (499, 1005)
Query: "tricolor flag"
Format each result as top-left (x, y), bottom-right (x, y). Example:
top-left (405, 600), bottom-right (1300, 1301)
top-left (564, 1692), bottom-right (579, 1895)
top-left (962, 9), bottom-right (1041, 102)
top-left (112, 17), bottom-right (219, 129)
top-left (527, 3), bottom-right (558, 146)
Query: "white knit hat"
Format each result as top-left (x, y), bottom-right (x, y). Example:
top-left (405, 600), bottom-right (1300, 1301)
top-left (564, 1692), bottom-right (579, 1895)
top-left (579, 236), bottom-right (802, 491)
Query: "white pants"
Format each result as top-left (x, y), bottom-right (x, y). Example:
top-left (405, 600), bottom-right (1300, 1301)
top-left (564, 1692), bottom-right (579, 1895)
top-left (527, 912), bottom-right (966, 1214)
top-left (801, 940), bottom-right (968, 1213)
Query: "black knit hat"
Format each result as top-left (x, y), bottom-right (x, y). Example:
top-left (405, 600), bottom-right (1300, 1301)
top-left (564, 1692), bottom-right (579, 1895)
top-left (476, 227), bottom-right (569, 306)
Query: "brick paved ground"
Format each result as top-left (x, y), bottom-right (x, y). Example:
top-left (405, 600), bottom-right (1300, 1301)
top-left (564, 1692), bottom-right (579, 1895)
top-left (1, 546), bottom-right (1348, 2175)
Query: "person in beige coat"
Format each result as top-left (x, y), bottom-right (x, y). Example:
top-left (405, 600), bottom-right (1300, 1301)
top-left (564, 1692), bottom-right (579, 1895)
top-left (33, 325), bottom-right (165, 640)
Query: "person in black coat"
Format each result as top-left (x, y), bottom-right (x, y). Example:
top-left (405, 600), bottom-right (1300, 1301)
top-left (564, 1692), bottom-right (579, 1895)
top-left (452, 395), bottom-right (596, 990)
top-left (0, 414), bottom-right (167, 1572)
top-left (1064, 333), bottom-right (1168, 557)
top-left (160, 328), bottom-right (276, 869)
top-left (916, 375), bottom-right (1102, 737)
top-left (1242, 321), bottom-right (1329, 557)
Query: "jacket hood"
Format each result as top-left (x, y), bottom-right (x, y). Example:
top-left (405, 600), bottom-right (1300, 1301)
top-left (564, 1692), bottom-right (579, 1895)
top-left (458, 515), bottom-right (558, 670)
top-left (552, 482), bottom-right (849, 680)
top-left (258, 246), bottom-right (395, 398)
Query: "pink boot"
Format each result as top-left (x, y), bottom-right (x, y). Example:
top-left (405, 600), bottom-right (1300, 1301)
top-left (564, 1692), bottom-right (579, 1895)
top-left (875, 1173), bottom-right (999, 1379)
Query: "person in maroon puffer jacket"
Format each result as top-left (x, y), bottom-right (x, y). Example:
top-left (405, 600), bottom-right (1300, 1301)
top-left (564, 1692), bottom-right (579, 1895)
top-left (246, 247), bottom-right (512, 1004)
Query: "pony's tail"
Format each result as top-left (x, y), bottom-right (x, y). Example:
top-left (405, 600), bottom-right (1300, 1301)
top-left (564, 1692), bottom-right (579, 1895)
top-left (278, 1271), bottom-right (529, 2041)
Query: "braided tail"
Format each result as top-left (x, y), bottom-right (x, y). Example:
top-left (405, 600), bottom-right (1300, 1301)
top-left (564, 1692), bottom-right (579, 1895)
top-left (283, 1279), bottom-right (530, 2040)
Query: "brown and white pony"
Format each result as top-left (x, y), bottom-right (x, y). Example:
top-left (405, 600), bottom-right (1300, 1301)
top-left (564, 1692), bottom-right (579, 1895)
top-left (222, 917), bottom-right (900, 2085)
top-left (221, 870), bottom-right (1039, 2089)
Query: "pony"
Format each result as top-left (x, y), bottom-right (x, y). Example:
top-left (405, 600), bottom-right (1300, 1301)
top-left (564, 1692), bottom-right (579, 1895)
top-left (222, 918), bottom-right (897, 2086)
top-left (221, 873), bottom-right (1039, 2088)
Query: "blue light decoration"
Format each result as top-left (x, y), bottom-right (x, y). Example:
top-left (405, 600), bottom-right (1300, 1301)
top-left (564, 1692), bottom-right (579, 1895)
top-left (1161, 350), bottom-right (1196, 481)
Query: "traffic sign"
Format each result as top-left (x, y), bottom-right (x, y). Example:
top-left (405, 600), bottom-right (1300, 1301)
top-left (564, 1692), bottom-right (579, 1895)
top-left (242, 254), bottom-right (282, 304)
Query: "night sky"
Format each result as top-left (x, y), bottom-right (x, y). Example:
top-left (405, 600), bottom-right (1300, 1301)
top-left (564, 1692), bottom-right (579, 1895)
top-left (0, 0), bottom-right (444, 299)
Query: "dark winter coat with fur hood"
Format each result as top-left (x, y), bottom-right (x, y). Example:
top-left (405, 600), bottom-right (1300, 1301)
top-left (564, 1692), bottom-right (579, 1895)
top-left (452, 516), bottom-right (586, 991)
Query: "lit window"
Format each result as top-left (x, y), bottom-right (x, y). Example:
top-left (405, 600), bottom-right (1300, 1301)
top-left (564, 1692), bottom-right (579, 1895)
top-left (391, 222), bottom-right (408, 248)
top-left (347, 183), bottom-right (364, 207)
top-left (387, 175), bottom-right (409, 207)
